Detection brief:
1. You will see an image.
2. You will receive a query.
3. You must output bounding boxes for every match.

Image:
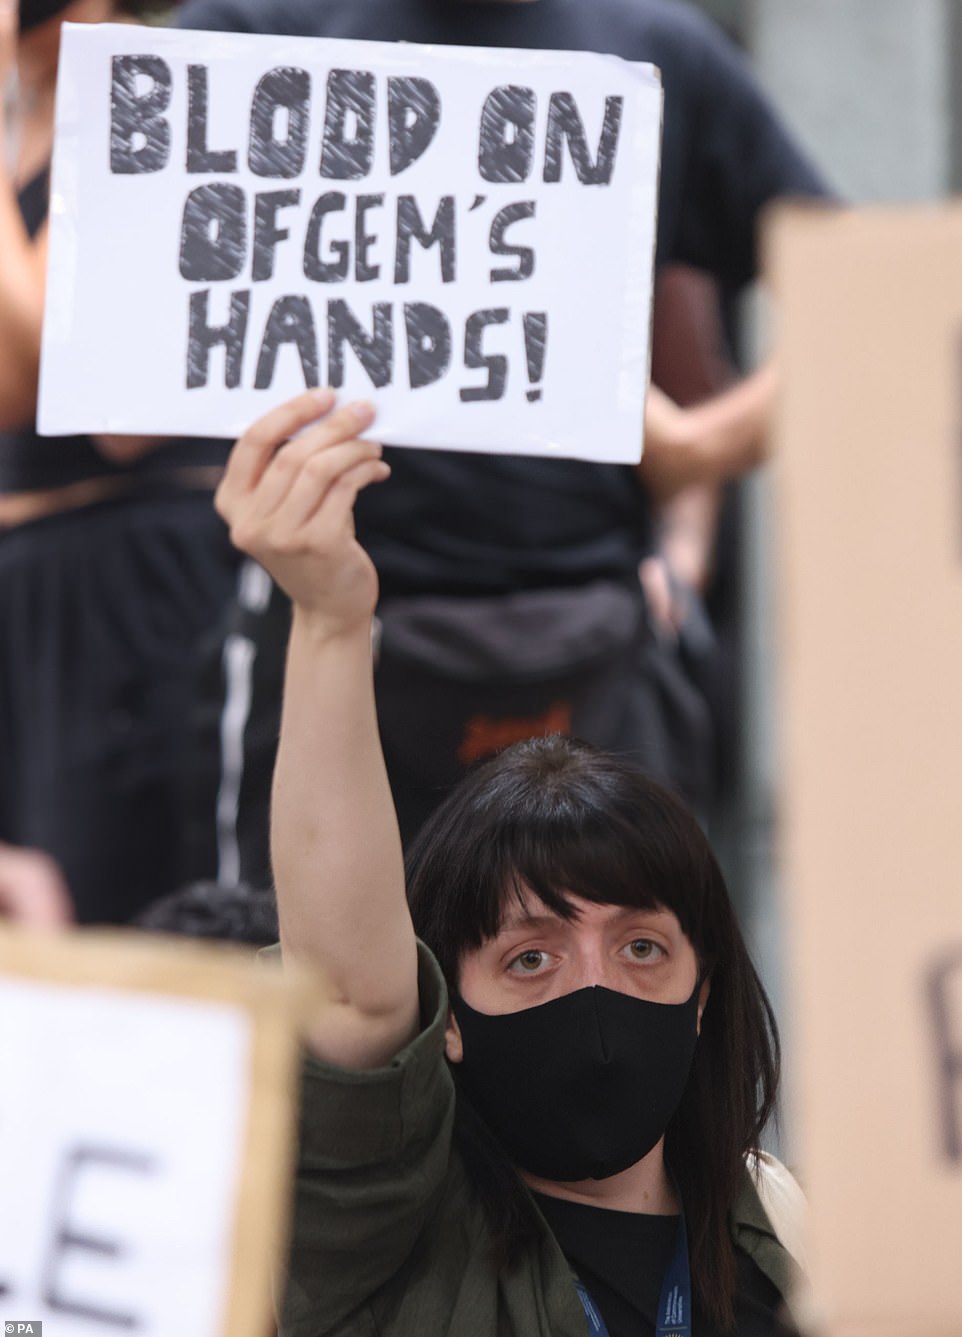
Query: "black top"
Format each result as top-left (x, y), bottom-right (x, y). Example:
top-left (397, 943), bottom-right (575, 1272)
top-left (533, 1190), bottom-right (799, 1337)
top-left (1, 167), bottom-right (229, 494)
top-left (174, 0), bottom-right (830, 593)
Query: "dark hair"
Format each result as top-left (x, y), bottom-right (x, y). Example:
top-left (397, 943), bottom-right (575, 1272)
top-left (132, 881), bottom-right (279, 947)
top-left (406, 735), bottom-right (779, 1332)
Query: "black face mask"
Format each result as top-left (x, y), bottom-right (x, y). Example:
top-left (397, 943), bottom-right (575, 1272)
top-left (450, 983), bottom-right (700, 1181)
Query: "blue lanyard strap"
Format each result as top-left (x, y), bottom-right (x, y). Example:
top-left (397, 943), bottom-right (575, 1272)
top-left (574, 1212), bottom-right (692, 1337)
top-left (656, 1211), bottom-right (691, 1337)
top-left (574, 1278), bottom-right (609, 1335)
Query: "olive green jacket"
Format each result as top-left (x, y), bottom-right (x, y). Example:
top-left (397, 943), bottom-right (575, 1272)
top-left (281, 945), bottom-right (804, 1336)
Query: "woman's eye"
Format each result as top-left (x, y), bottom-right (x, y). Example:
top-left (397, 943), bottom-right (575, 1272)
top-left (627, 938), bottom-right (664, 962)
top-left (510, 949), bottom-right (547, 973)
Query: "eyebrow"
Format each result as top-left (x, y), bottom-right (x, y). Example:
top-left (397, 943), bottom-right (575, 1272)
top-left (496, 911), bottom-right (563, 935)
top-left (497, 904), bottom-right (673, 936)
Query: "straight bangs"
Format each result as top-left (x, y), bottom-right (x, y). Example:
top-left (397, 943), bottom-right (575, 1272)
top-left (405, 735), bottom-right (721, 987)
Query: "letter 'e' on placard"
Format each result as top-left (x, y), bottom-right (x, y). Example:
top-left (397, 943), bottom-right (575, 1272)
top-left (0, 926), bottom-right (310, 1337)
top-left (37, 23), bottom-right (662, 464)
top-left (768, 202), bottom-right (962, 1337)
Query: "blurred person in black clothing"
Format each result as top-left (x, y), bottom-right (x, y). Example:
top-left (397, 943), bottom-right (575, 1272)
top-left (0, 0), bottom-right (239, 923)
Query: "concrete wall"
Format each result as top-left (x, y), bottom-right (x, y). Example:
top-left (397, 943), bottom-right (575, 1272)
top-left (749, 0), bottom-right (952, 202)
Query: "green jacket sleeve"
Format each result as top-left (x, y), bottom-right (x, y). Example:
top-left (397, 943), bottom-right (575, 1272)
top-left (732, 1156), bottom-right (809, 1332)
top-left (281, 942), bottom-right (456, 1337)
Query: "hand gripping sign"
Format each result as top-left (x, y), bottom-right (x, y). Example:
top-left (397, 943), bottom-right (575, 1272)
top-left (0, 927), bottom-right (308, 1337)
top-left (38, 24), bottom-right (662, 463)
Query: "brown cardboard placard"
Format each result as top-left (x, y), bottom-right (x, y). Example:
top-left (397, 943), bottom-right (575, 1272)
top-left (769, 203), bottom-right (962, 1337)
top-left (0, 926), bottom-right (311, 1337)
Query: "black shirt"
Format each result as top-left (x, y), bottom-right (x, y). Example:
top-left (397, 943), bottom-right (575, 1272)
top-left (177, 0), bottom-right (830, 593)
top-left (534, 1190), bottom-right (799, 1337)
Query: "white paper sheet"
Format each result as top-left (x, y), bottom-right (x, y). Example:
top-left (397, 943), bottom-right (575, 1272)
top-left (38, 24), bottom-right (661, 463)
top-left (0, 978), bottom-right (251, 1336)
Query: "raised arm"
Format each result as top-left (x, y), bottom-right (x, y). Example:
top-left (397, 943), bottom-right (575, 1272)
top-left (215, 389), bottom-right (418, 1070)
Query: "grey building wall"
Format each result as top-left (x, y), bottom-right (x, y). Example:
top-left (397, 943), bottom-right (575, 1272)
top-left (749, 0), bottom-right (952, 203)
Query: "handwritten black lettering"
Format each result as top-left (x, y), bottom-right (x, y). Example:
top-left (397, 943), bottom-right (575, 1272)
top-left (110, 55), bottom-right (172, 174)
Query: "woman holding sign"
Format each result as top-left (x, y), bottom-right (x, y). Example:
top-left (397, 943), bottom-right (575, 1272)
top-left (216, 390), bottom-right (807, 1337)
top-left (0, 0), bottom-right (237, 923)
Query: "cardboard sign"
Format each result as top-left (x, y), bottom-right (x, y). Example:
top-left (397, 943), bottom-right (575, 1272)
top-left (770, 203), bottom-right (962, 1337)
top-left (0, 928), bottom-right (306, 1337)
top-left (39, 24), bottom-right (662, 463)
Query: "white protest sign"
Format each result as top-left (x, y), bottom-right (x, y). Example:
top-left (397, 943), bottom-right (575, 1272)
top-left (38, 24), bottom-right (661, 464)
top-left (0, 929), bottom-right (305, 1337)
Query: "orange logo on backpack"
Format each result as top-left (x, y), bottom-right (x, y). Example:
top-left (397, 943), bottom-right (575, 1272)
top-left (458, 701), bottom-right (573, 765)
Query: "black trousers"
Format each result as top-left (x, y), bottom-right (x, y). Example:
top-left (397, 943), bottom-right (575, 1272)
top-left (0, 489), bottom-right (238, 923)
